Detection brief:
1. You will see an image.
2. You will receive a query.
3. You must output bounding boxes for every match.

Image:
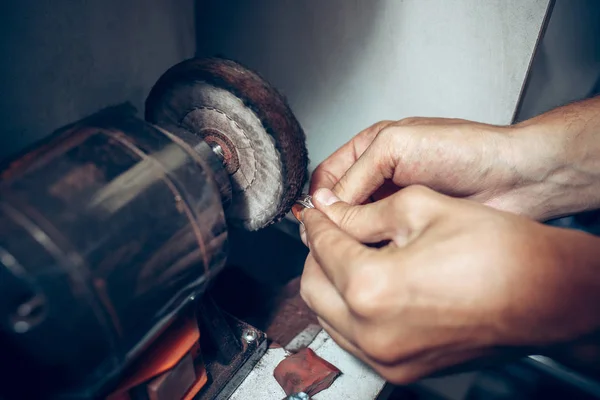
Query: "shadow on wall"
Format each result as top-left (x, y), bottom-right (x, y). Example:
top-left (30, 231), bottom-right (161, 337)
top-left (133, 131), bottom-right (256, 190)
top-left (0, 0), bottom-right (196, 161)
top-left (194, 0), bottom-right (385, 126)
top-left (516, 0), bottom-right (600, 121)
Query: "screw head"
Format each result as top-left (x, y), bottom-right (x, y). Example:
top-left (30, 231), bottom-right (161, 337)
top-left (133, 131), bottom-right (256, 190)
top-left (210, 143), bottom-right (225, 161)
top-left (242, 328), bottom-right (257, 344)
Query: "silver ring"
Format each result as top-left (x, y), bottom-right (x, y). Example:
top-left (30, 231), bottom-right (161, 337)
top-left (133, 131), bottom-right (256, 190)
top-left (295, 194), bottom-right (314, 209)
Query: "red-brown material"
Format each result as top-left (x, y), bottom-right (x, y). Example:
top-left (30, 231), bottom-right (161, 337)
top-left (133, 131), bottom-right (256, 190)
top-left (266, 278), bottom-right (319, 347)
top-left (273, 348), bottom-right (341, 396)
top-left (291, 204), bottom-right (304, 223)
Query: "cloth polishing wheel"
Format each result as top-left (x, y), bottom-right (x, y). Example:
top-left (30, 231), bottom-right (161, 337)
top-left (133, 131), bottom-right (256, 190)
top-left (145, 57), bottom-right (309, 231)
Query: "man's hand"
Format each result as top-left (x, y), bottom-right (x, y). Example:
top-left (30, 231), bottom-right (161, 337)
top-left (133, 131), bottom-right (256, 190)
top-left (299, 186), bottom-right (600, 384)
top-left (310, 97), bottom-right (600, 221)
top-left (310, 117), bottom-right (542, 215)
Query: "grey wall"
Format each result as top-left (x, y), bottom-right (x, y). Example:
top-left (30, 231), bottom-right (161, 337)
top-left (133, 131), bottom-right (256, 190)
top-left (0, 0), bottom-right (196, 160)
top-left (196, 0), bottom-right (551, 170)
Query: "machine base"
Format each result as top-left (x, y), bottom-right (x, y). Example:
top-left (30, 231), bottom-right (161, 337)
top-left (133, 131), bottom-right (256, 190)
top-left (196, 298), bottom-right (268, 400)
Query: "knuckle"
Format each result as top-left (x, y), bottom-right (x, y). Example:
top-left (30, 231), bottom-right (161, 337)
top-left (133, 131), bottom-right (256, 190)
top-left (375, 125), bottom-right (397, 144)
top-left (403, 184), bottom-right (433, 199)
top-left (395, 117), bottom-right (425, 126)
top-left (372, 127), bottom-right (402, 164)
top-left (393, 185), bottom-right (443, 226)
top-left (360, 120), bottom-right (396, 144)
top-left (346, 286), bottom-right (382, 318)
top-left (394, 185), bottom-right (435, 209)
top-left (344, 269), bottom-right (388, 318)
top-left (371, 120), bottom-right (395, 133)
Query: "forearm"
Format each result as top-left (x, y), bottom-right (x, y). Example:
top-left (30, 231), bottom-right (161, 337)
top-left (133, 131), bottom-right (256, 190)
top-left (511, 96), bottom-right (600, 220)
top-left (541, 226), bottom-right (600, 367)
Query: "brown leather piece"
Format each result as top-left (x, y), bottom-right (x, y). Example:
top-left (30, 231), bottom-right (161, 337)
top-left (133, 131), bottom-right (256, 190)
top-left (273, 348), bottom-right (341, 397)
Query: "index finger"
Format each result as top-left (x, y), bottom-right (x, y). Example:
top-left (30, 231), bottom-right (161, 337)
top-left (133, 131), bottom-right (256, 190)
top-left (309, 121), bottom-right (394, 194)
top-left (303, 207), bottom-right (378, 294)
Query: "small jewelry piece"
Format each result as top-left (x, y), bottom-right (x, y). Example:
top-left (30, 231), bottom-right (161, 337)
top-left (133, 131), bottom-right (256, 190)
top-left (291, 194), bottom-right (314, 223)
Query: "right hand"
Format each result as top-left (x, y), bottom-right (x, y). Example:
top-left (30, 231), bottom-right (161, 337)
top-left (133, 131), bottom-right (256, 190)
top-left (299, 185), bottom-right (600, 383)
top-left (310, 117), bottom-right (557, 220)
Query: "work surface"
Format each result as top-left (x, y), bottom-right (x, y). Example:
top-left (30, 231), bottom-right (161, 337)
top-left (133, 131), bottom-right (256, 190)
top-left (231, 330), bottom-right (386, 400)
top-left (219, 228), bottom-right (388, 400)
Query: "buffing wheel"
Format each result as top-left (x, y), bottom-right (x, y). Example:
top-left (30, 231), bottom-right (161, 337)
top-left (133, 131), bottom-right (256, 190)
top-left (145, 58), bottom-right (309, 231)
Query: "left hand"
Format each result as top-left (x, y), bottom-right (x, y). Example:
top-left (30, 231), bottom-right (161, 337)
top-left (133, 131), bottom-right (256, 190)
top-left (299, 186), bottom-right (600, 384)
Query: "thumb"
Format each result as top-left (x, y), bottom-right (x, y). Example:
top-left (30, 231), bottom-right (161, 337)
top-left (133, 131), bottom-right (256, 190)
top-left (311, 187), bottom-right (400, 244)
top-left (313, 186), bottom-right (447, 245)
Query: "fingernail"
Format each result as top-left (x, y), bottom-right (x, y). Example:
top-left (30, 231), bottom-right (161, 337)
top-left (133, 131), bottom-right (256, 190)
top-left (292, 203), bottom-right (305, 223)
top-left (314, 188), bottom-right (340, 206)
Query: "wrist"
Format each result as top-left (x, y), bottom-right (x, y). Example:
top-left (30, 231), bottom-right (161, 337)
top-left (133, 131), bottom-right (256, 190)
top-left (498, 123), bottom-right (565, 220)
top-left (506, 110), bottom-right (600, 220)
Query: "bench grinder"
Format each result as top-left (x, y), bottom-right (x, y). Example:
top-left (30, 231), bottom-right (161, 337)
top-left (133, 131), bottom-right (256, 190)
top-left (0, 58), bottom-right (309, 399)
